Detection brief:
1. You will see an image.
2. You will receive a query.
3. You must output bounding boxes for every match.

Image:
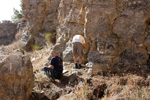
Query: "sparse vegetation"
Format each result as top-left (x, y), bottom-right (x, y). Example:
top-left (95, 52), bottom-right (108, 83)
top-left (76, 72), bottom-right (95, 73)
top-left (44, 33), bottom-right (56, 45)
top-left (127, 87), bottom-right (150, 100)
top-left (33, 71), bottom-right (52, 91)
top-left (11, 0), bottom-right (23, 23)
top-left (32, 45), bottom-right (40, 51)
top-left (15, 31), bottom-right (23, 40)
top-left (11, 8), bottom-right (23, 23)
top-left (75, 81), bottom-right (89, 100)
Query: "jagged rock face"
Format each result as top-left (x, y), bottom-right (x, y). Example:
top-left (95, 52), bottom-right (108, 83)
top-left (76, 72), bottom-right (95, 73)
top-left (21, 0), bottom-right (60, 51)
top-left (0, 54), bottom-right (34, 100)
top-left (55, 0), bottom-right (150, 73)
top-left (22, 0), bottom-right (60, 33)
top-left (0, 21), bottom-right (17, 45)
top-left (22, 0), bottom-right (150, 72)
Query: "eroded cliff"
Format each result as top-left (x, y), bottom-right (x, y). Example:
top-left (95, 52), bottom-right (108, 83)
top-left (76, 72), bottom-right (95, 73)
top-left (22, 0), bottom-right (150, 73)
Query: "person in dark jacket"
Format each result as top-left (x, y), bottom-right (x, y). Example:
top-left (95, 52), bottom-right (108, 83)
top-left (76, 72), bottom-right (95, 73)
top-left (43, 50), bottom-right (63, 79)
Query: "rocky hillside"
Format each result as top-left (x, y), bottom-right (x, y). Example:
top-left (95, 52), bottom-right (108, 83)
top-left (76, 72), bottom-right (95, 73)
top-left (0, 0), bottom-right (150, 100)
top-left (0, 44), bottom-right (150, 100)
top-left (21, 0), bottom-right (150, 73)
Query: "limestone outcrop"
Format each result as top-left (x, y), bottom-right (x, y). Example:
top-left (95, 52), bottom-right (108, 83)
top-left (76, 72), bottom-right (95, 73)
top-left (22, 0), bottom-right (150, 73)
top-left (0, 53), bottom-right (34, 100)
top-left (54, 0), bottom-right (150, 73)
top-left (21, 0), bottom-right (60, 51)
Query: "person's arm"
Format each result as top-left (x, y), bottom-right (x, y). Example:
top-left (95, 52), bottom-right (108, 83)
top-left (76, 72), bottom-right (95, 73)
top-left (83, 43), bottom-right (86, 48)
top-left (49, 57), bottom-right (55, 69)
top-left (48, 65), bottom-right (54, 69)
top-left (43, 62), bottom-right (49, 67)
top-left (81, 36), bottom-right (86, 48)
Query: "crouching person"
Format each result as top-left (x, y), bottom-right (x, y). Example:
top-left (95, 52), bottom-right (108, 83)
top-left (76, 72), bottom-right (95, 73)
top-left (43, 50), bottom-right (63, 79)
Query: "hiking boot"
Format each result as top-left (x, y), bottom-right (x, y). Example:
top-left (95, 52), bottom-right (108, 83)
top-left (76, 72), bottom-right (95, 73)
top-left (74, 63), bottom-right (78, 69)
top-left (78, 64), bottom-right (83, 69)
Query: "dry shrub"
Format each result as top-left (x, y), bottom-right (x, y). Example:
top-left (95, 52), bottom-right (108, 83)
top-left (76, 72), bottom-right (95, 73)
top-left (74, 81), bottom-right (89, 100)
top-left (34, 71), bottom-right (51, 91)
top-left (127, 87), bottom-right (150, 100)
top-left (15, 31), bottom-right (23, 40)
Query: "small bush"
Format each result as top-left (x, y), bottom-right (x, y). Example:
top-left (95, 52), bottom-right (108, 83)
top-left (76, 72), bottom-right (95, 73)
top-left (15, 31), bottom-right (23, 40)
top-left (32, 45), bottom-right (40, 51)
top-left (44, 33), bottom-right (56, 45)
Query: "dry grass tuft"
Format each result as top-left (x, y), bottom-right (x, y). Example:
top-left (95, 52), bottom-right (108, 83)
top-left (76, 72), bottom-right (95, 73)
top-left (74, 81), bottom-right (89, 100)
top-left (127, 87), bottom-right (150, 100)
top-left (15, 31), bottom-right (23, 40)
top-left (32, 45), bottom-right (40, 51)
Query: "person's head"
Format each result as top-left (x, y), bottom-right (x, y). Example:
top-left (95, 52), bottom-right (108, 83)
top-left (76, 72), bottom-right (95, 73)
top-left (50, 50), bottom-right (57, 57)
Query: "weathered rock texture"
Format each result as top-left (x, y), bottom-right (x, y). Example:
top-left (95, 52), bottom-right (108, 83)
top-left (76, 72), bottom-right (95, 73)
top-left (0, 54), bottom-right (34, 100)
top-left (22, 0), bottom-right (150, 73)
top-left (0, 21), bottom-right (17, 45)
top-left (21, 0), bottom-right (60, 51)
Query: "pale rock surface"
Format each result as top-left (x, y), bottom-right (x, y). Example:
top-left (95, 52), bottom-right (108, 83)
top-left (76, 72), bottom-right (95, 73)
top-left (22, 0), bottom-right (150, 73)
top-left (0, 54), bottom-right (34, 100)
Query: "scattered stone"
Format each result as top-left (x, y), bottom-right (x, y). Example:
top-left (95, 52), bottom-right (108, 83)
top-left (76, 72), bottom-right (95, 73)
top-left (69, 73), bottom-right (77, 84)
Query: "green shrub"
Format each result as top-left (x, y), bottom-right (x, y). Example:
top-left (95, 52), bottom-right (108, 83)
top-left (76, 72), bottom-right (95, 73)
top-left (32, 45), bottom-right (40, 51)
top-left (11, 0), bottom-right (23, 23)
top-left (44, 33), bottom-right (56, 45)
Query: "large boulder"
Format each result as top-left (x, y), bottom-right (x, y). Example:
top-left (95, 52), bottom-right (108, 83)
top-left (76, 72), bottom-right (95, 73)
top-left (0, 54), bottom-right (34, 100)
top-left (0, 21), bottom-right (17, 45)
